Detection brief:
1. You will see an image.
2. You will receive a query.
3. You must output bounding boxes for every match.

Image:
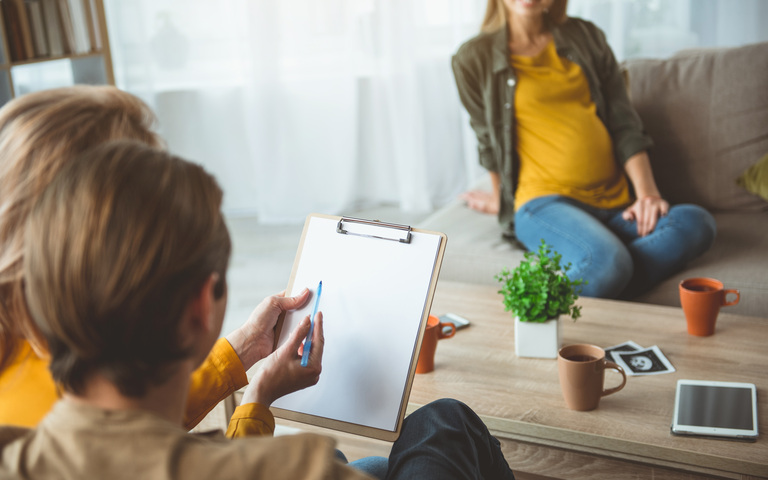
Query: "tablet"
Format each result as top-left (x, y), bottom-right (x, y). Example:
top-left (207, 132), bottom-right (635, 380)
top-left (671, 379), bottom-right (758, 442)
top-left (439, 313), bottom-right (470, 332)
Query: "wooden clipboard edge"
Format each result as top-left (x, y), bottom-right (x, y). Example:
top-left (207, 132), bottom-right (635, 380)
top-left (393, 224), bottom-right (447, 436)
top-left (270, 406), bottom-right (403, 442)
top-left (270, 212), bottom-right (448, 442)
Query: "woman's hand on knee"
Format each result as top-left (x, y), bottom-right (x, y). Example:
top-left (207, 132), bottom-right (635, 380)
top-left (622, 195), bottom-right (669, 236)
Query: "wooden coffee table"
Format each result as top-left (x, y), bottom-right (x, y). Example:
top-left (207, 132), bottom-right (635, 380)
top-left (406, 281), bottom-right (767, 479)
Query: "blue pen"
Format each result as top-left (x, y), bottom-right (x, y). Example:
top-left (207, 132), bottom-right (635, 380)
top-left (301, 281), bottom-right (322, 367)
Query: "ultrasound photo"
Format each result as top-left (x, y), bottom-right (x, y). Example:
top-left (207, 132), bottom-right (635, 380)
top-left (612, 345), bottom-right (675, 376)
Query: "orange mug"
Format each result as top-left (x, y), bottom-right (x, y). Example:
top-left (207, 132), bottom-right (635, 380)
top-left (416, 315), bottom-right (456, 374)
top-left (679, 277), bottom-right (740, 336)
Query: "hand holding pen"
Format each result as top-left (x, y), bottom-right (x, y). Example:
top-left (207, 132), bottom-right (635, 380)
top-left (240, 302), bottom-right (324, 407)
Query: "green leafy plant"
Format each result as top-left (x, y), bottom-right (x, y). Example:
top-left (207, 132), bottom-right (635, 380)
top-left (495, 240), bottom-right (585, 323)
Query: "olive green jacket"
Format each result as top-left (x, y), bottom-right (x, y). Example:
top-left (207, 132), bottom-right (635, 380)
top-left (452, 17), bottom-right (653, 231)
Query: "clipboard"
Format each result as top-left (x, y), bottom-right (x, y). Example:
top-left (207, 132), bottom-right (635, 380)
top-left (271, 213), bottom-right (447, 441)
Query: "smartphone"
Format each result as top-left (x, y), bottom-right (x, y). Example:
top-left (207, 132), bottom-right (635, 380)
top-left (439, 313), bottom-right (470, 334)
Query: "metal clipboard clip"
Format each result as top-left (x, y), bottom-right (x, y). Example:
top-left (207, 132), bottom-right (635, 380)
top-left (336, 216), bottom-right (412, 244)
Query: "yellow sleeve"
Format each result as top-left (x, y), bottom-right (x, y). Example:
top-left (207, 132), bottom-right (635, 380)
top-left (225, 403), bottom-right (275, 438)
top-left (0, 341), bottom-right (59, 427)
top-left (183, 338), bottom-right (248, 430)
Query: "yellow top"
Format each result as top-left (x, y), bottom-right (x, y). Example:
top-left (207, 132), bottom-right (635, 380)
top-left (226, 402), bottom-right (276, 437)
top-left (181, 338), bottom-right (249, 430)
top-left (0, 338), bottom-right (269, 436)
top-left (512, 40), bottom-right (631, 210)
top-left (0, 341), bottom-right (59, 427)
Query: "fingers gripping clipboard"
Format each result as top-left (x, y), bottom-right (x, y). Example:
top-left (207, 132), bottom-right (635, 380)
top-left (271, 214), bottom-right (447, 441)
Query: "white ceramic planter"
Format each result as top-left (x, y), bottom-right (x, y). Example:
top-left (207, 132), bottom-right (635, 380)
top-left (514, 315), bottom-right (560, 358)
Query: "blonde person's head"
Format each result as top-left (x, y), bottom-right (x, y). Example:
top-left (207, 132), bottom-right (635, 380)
top-left (24, 141), bottom-right (231, 397)
top-left (481, 0), bottom-right (569, 33)
top-left (0, 86), bottom-right (162, 370)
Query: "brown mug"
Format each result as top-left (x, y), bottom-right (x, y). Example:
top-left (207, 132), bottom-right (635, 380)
top-left (416, 315), bottom-right (456, 374)
top-left (679, 277), bottom-right (740, 336)
top-left (557, 344), bottom-right (627, 411)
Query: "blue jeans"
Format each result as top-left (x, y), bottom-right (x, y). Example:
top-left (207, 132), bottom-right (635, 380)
top-left (514, 195), bottom-right (716, 299)
top-left (347, 455), bottom-right (388, 479)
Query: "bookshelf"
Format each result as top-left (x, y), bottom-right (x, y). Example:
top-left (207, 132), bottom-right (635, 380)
top-left (0, 0), bottom-right (114, 107)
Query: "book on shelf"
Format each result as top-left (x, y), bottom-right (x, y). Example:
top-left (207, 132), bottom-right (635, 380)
top-left (55, 0), bottom-right (75, 54)
top-left (2, 0), bottom-right (35, 61)
top-left (1, 0), bottom-right (24, 61)
top-left (82, 0), bottom-right (100, 51)
top-left (25, 0), bottom-right (49, 57)
top-left (40, 0), bottom-right (64, 56)
top-left (14, 0), bottom-right (36, 58)
top-left (56, 0), bottom-right (91, 54)
top-left (2, 0), bottom-right (101, 64)
top-left (66, 0), bottom-right (91, 53)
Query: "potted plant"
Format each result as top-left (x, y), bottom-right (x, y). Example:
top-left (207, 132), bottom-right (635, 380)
top-left (496, 240), bottom-right (585, 359)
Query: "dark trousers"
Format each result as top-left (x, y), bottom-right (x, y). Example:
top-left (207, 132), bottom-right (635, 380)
top-left (385, 398), bottom-right (515, 480)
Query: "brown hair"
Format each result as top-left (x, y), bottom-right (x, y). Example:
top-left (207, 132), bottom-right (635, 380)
top-left (481, 0), bottom-right (569, 33)
top-left (24, 141), bottom-right (231, 397)
top-left (0, 86), bottom-right (162, 371)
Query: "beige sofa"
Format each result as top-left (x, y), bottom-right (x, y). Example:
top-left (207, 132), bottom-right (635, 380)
top-left (422, 41), bottom-right (768, 318)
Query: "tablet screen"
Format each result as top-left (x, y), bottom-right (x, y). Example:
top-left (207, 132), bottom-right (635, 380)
top-left (678, 384), bottom-right (753, 429)
top-left (672, 380), bottom-right (758, 440)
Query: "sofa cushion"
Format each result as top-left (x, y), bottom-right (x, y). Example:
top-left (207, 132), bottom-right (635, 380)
top-left (623, 42), bottom-right (768, 213)
top-left (632, 211), bottom-right (768, 318)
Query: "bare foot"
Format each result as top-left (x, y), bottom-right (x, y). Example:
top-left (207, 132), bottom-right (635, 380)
top-left (459, 190), bottom-right (499, 215)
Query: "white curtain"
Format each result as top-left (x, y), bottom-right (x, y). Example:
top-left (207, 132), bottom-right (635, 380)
top-left (104, 0), bottom-right (768, 223)
top-left (104, 0), bottom-right (485, 223)
top-left (568, 0), bottom-right (768, 61)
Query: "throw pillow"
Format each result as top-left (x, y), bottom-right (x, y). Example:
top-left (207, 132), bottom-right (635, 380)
top-left (736, 153), bottom-right (768, 202)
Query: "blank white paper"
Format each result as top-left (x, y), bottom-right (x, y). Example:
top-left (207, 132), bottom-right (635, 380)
top-left (272, 216), bottom-right (442, 431)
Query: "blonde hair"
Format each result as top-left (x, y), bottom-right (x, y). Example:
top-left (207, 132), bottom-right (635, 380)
top-left (24, 141), bottom-right (230, 396)
top-left (481, 0), bottom-right (569, 33)
top-left (0, 86), bottom-right (162, 371)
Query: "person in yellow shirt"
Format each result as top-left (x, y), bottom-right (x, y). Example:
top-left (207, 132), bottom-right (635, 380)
top-left (453, 0), bottom-right (716, 299)
top-left (0, 86), bottom-right (313, 435)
